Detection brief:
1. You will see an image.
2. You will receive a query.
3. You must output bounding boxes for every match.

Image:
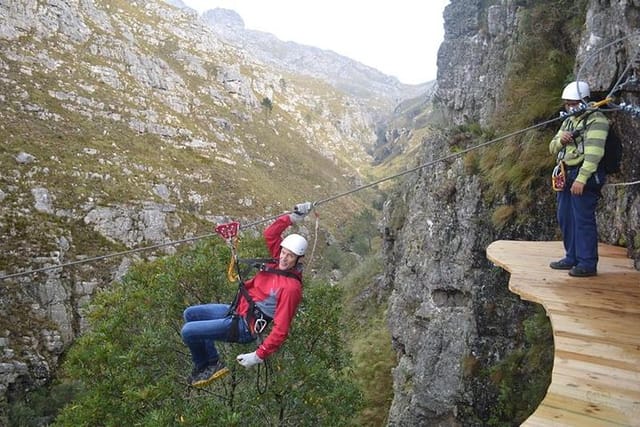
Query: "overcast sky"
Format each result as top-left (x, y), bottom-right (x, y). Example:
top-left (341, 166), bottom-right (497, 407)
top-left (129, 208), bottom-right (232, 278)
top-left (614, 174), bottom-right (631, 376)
top-left (179, 1), bottom-right (449, 84)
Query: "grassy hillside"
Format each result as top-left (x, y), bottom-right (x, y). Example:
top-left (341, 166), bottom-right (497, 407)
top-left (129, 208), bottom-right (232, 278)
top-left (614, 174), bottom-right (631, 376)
top-left (0, 0), bottom-right (381, 278)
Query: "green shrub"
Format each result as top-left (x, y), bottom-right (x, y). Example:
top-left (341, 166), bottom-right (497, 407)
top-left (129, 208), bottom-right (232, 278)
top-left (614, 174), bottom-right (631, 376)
top-left (484, 306), bottom-right (553, 425)
top-left (340, 254), bottom-right (394, 426)
top-left (53, 236), bottom-right (361, 426)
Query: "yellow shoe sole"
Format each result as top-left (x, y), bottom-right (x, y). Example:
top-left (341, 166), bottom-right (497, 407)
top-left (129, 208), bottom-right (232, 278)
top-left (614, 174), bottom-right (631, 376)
top-left (191, 367), bottom-right (230, 388)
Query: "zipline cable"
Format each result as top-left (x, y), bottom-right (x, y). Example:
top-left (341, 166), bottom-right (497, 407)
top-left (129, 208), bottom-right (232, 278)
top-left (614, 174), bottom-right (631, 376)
top-left (4, 58), bottom-right (640, 281)
top-left (575, 32), bottom-right (640, 101)
top-left (0, 114), bottom-right (567, 282)
top-left (0, 233), bottom-right (218, 281)
top-left (573, 32), bottom-right (640, 189)
top-left (314, 115), bottom-right (567, 207)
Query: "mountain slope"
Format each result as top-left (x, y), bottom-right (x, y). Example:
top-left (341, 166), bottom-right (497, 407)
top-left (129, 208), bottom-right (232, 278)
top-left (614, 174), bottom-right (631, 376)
top-left (0, 0), bottom-right (381, 269)
top-left (196, 6), bottom-right (432, 102)
top-left (0, 0), bottom-right (415, 415)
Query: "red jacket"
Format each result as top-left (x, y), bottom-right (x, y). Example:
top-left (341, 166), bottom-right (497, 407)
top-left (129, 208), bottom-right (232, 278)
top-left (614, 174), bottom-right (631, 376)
top-left (236, 214), bottom-right (303, 359)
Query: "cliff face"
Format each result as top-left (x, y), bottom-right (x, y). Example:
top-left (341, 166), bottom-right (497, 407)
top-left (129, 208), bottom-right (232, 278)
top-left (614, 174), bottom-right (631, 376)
top-left (384, 0), bottom-right (640, 425)
top-left (0, 0), bottom-right (398, 416)
top-left (2, 0), bottom-right (638, 423)
top-left (436, 0), bottom-right (517, 126)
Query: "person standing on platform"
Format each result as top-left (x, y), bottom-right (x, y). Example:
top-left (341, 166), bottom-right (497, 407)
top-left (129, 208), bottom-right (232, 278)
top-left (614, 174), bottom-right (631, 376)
top-left (548, 81), bottom-right (608, 277)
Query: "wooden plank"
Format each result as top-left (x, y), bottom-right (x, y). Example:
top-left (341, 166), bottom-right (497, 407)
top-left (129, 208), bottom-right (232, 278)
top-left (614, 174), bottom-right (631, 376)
top-left (534, 290), bottom-right (640, 315)
top-left (546, 311), bottom-right (640, 345)
top-left (529, 392), bottom-right (637, 426)
top-left (554, 334), bottom-right (640, 371)
top-left (523, 401), bottom-right (628, 427)
top-left (551, 369), bottom-right (640, 401)
top-left (486, 240), bottom-right (640, 427)
top-left (506, 273), bottom-right (640, 293)
top-left (552, 354), bottom-right (640, 384)
top-left (503, 280), bottom-right (640, 309)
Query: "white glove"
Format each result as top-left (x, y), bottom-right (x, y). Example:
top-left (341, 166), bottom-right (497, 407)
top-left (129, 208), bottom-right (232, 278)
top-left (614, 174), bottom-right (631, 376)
top-left (290, 202), bottom-right (313, 223)
top-left (236, 351), bottom-right (263, 368)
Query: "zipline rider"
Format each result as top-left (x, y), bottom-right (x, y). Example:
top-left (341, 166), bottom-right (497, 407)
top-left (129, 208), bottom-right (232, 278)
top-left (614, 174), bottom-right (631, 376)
top-left (181, 202), bottom-right (313, 387)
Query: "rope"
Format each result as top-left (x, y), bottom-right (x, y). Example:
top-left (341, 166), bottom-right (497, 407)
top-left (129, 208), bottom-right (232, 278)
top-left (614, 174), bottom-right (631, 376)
top-left (313, 114), bottom-right (565, 207)
top-left (303, 211), bottom-right (321, 271)
top-left (0, 113), bottom-right (587, 282)
top-left (255, 359), bottom-right (272, 394)
top-left (604, 179), bottom-right (640, 188)
top-left (573, 34), bottom-right (640, 189)
top-left (0, 233), bottom-right (217, 281)
top-left (575, 32), bottom-right (640, 100)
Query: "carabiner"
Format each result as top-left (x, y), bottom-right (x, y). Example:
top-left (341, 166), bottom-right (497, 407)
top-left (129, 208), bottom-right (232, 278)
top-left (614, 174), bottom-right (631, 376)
top-left (254, 318), bottom-right (267, 334)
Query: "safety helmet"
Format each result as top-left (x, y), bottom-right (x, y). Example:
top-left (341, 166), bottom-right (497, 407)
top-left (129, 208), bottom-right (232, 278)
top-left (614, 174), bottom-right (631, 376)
top-left (281, 234), bottom-right (307, 256)
top-left (561, 81), bottom-right (590, 101)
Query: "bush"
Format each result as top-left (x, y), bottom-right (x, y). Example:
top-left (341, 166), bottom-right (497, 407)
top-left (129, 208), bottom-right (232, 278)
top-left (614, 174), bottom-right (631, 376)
top-left (53, 237), bottom-right (361, 426)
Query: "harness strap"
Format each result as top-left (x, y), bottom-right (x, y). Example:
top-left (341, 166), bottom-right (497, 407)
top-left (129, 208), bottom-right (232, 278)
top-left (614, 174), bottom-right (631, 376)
top-left (238, 257), bottom-right (278, 268)
top-left (259, 265), bottom-right (302, 283)
top-left (227, 258), bottom-right (302, 337)
top-left (560, 113), bottom-right (597, 161)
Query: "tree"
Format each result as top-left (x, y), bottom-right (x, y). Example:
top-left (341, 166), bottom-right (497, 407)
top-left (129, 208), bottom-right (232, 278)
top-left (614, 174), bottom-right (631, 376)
top-left (344, 209), bottom-right (379, 256)
top-left (54, 237), bottom-right (361, 426)
top-left (261, 97), bottom-right (273, 117)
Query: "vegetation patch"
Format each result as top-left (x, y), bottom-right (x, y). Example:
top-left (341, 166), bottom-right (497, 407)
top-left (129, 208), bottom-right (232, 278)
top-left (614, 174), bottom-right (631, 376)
top-left (25, 236), bottom-right (364, 426)
top-left (484, 307), bottom-right (554, 425)
top-left (341, 253), bottom-right (394, 427)
top-left (456, 0), bottom-right (589, 229)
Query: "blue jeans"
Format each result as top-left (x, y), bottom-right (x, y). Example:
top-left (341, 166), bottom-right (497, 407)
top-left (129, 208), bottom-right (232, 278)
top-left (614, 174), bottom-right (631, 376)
top-left (181, 304), bottom-right (254, 370)
top-left (556, 167), bottom-right (605, 272)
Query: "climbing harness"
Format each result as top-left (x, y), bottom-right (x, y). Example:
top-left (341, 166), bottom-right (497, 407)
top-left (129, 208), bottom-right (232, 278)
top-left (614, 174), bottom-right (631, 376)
top-left (213, 221), bottom-right (274, 339)
top-left (213, 220), bottom-right (304, 393)
top-left (214, 221), bottom-right (273, 391)
top-left (551, 101), bottom-right (602, 191)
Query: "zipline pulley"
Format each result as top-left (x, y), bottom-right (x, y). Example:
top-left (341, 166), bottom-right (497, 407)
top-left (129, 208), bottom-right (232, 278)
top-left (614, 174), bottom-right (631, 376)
top-left (215, 221), bottom-right (241, 282)
top-left (214, 221), bottom-right (240, 240)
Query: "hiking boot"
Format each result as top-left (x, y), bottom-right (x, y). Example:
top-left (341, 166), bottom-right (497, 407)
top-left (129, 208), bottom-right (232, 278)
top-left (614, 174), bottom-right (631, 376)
top-left (569, 266), bottom-right (597, 277)
top-left (549, 259), bottom-right (574, 270)
top-left (190, 361), bottom-right (229, 387)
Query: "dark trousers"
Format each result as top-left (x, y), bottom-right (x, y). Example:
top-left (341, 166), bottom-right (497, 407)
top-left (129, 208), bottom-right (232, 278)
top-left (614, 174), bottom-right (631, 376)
top-left (181, 304), bottom-right (254, 370)
top-left (556, 167), bottom-right (605, 272)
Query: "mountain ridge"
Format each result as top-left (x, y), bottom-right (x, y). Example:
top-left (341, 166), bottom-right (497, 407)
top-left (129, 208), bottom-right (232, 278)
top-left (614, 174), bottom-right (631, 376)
top-left (167, 1), bottom-right (435, 101)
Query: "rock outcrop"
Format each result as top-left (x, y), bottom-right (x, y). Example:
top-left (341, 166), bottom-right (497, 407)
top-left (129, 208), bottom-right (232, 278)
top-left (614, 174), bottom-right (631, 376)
top-left (383, 0), bottom-right (640, 425)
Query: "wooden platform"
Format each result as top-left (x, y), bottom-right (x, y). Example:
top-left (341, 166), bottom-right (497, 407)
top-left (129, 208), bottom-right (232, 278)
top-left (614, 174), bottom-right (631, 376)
top-left (486, 240), bottom-right (640, 427)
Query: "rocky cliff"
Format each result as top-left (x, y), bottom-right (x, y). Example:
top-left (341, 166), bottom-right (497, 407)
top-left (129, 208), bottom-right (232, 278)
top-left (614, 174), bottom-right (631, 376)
top-left (384, 0), bottom-right (640, 425)
top-left (0, 0), bottom-right (413, 418)
top-left (2, 0), bottom-right (639, 424)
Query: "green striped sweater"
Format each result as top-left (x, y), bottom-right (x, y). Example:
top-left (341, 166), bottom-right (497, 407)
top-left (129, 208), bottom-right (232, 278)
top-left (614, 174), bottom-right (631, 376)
top-left (549, 111), bottom-right (608, 184)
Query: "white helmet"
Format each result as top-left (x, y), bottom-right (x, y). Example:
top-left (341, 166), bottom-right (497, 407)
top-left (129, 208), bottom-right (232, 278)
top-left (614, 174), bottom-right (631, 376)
top-left (561, 81), bottom-right (590, 101)
top-left (281, 234), bottom-right (307, 256)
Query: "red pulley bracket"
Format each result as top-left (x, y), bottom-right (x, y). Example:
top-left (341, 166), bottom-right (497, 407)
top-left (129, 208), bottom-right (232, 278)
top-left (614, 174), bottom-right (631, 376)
top-left (215, 221), bottom-right (240, 239)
